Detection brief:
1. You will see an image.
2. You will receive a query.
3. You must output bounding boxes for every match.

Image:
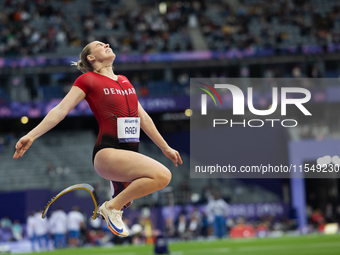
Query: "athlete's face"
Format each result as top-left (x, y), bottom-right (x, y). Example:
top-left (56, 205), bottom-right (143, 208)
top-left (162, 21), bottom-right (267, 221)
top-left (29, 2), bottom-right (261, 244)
top-left (88, 41), bottom-right (116, 63)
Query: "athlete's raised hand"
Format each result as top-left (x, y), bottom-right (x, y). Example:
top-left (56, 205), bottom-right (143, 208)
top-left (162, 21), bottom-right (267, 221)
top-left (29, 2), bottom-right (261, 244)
top-left (162, 147), bottom-right (183, 167)
top-left (13, 135), bottom-right (34, 159)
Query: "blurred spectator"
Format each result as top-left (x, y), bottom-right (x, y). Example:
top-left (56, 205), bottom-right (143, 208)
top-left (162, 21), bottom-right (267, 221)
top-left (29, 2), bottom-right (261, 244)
top-left (11, 220), bottom-right (23, 241)
top-left (187, 213), bottom-right (200, 238)
top-left (177, 72), bottom-right (189, 86)
top-left (46, 162), bottom-right (56, 188)
top-left (311, 208), bottom-right (325, 230)
top-left (89, 216), bottom-right (101, 231)
top-left (292, 65), bottom-right (303, 78)
top-left (176, 214), bottom-right (189, 239)
top-left (49, 207), bottom-right (68, 249)
top-left (164, 217), bottom-right (175, 238)
top-left (130, 223), bottom-right (143, 244)
top-left (187, 207), bottom-right (202, 238)
top-left (311, 63), bottom-right (323, 78)
top-left (200, 212), bottom-right (209, 237)
top-left (46, 162), bottom-right (56, 175)
top-left (87, 227), bottom-right (110, 246)
top-left (206, 192), bottom-right (229, 238)
top-left (33, 210), bottom-right (50, 251)
top-left (306, 204), bottom-right (313, 224)
top-left (139, 208), bottom-right (154, 244)
top-left (67, 206), bottom-right (85, 247)
top-left (56, 165), bottom-right (70, 182)
top-left (256, 220), bottom-right (270, 238)
top-left (26, 211), bottom-right (36, 251)
top-left (0, 216), bottom-right (12, 228)
top-left (87, 216), bottom-right (105, 246)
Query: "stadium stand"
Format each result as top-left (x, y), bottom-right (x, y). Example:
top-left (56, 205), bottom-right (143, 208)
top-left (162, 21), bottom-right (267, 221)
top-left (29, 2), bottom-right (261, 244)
top-left (1, 0), bottom-right (339, 57)
top-left (0, 130), bottom-right (98, 191)
top-left (1, 0), bottom-right (340, 100)
top-left (0, 129), bottom-right (279, 206)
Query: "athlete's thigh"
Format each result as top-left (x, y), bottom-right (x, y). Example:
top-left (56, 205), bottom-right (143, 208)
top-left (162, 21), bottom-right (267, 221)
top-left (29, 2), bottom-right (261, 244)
top-left (93, 148), bottom-right (170, 182)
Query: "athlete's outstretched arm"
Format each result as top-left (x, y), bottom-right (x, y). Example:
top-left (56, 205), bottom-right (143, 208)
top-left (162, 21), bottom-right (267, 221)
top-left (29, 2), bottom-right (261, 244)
top-left (13, 86), bottom-right (86, 159)
top-left (138, 102), bottom-right (183, 167)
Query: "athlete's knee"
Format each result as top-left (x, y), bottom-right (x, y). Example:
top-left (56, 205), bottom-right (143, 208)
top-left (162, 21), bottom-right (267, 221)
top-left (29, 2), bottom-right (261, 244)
top-left (156, 168), bottom-right (171, 190)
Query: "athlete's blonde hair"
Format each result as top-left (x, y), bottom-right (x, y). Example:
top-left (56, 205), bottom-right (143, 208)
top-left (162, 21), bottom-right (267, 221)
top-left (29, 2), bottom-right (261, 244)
top-left (71, 43), bottom-right (93, 73)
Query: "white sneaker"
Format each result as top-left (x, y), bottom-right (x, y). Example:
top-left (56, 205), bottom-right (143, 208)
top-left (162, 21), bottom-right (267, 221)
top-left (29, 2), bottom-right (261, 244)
top-left (99, 202), bottom-right (129, 237)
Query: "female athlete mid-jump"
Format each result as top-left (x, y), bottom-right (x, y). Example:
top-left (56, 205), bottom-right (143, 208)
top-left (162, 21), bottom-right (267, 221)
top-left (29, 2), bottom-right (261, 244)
top-left (13, 41), bottom-right (183, 237)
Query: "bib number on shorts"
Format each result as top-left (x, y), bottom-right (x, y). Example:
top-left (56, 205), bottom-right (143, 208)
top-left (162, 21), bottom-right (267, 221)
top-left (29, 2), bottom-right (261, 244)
top-left (117, 117), bottom-right (140, 143)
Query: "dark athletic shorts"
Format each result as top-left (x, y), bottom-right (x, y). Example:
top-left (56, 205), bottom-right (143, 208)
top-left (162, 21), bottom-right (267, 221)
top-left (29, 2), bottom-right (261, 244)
top-left (92, 135), bottom-right (139, 164)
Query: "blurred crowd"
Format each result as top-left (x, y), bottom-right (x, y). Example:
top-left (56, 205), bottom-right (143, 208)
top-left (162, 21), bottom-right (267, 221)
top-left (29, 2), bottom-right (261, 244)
top-left (1, 194), bottom-right (340, 249)
top-left (201, 0), bottom-right (340, 51)
top-left (84, 0), bottom-right (194, 54)
top-left (1, 0), bottom-right (340, 107)
top-left (307, 203), bottom-right (340, 233)
top-left (1, 0), bottom-right (340, 57)
top-left (288, 122), bottom-right (332, 141)
top-left (0, 0), bottom-right (81, 56)
top-left (0, 206), bottom-right (86, 251)
top-left (0, 0), bottom-right (195, 57)
top-left (160, 199), bottom-right (340, 241)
